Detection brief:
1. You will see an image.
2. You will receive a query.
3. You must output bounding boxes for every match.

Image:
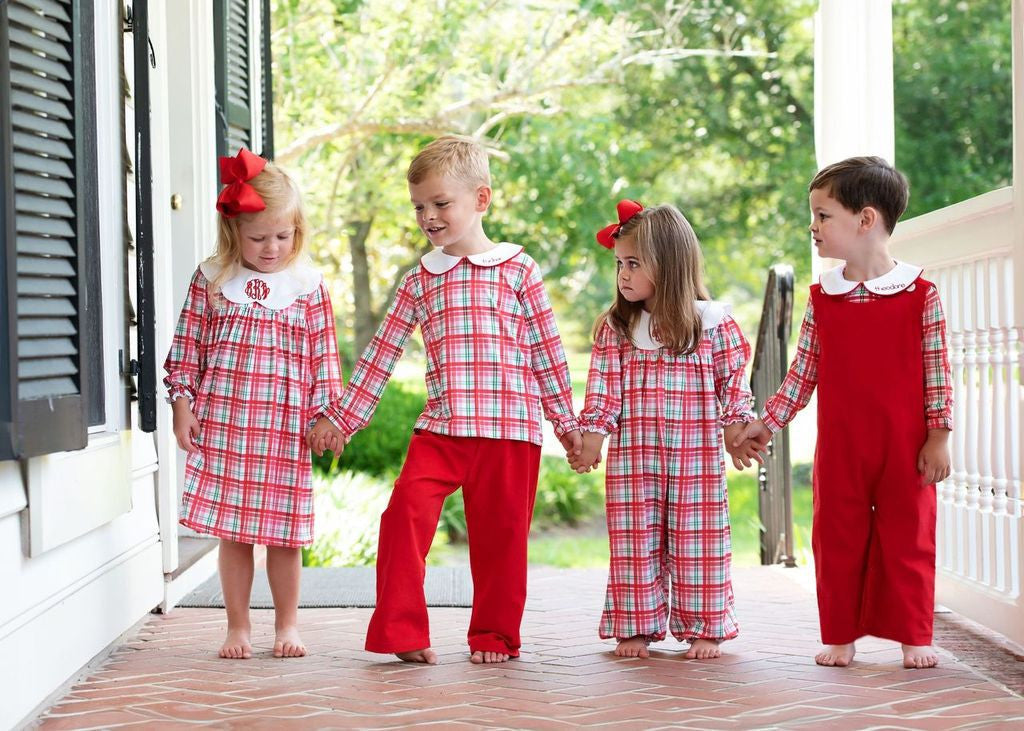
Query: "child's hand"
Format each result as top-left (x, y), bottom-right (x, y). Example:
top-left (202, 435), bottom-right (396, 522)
top-left (559, 429), bottom-right (583, 457)
top-left (724, 422), bottom-right (766, 470)
top-left (172, 398), bottom-right (201, 453)
top-left (306, 417), bottom-right (345, 458)
top-left (568, 432), bottom-right (604, 473)
top-left (917, 429), bottom-right (951, 485)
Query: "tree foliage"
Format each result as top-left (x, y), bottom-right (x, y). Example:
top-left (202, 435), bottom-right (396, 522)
top-left (893, 0), bottom-right (1012, 217)
top-left (271, 0), bottom-right (1011, 354)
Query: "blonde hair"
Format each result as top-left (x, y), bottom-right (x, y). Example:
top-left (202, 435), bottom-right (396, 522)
top-left (208, 161), bottom-right (308, 291)
top-left (407, 134), bottom-right (491, 188)
top-left (596, 204), bottom-right (710, 354)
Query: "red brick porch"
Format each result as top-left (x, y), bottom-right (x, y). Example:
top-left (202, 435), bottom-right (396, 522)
top-left (33, 566), bottom-right (1024, 729)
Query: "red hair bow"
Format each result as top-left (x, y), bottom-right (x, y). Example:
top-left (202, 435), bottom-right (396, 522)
top-left (596, 199), bottom-right (644, 248)
top-left (216, 147), bottom-right (268, 218)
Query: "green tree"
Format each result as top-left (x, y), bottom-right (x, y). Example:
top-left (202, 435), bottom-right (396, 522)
top-left (893, 0), bottom-right (1012, 217)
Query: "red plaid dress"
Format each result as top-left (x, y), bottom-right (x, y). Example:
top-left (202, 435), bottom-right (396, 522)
top-left (329, 243), bottom-right (578, 443)
top-left (163, 262), bottom-right (344, 547)
top-left (580, 305), bottom-right (754, 643)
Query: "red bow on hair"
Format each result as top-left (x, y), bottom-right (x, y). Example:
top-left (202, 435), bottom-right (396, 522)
top-left (216, 147), bottom-right (268, 218)
top-left (596, 199), bottom-right (644, 248)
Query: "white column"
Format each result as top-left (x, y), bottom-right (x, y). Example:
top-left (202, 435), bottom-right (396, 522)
top-left (813, 0), bottom-right (895, 276)
top-left (814, 0), bottom-right (895, 167)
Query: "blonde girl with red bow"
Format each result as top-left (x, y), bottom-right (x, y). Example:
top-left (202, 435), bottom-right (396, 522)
top-left (570, 201), bottom-right (761, 659)
top-left (164, 148), bottom-right (345, 660)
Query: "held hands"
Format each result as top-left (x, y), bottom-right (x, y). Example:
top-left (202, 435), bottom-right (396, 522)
top-left (568, 431), bottom-right (605, 473)
top-left (305, 417), bottom-right (346, 458)
top-left (917, 429), bottom-right (951, 485)
top-left (727, 419), bottom-right (772, 470)
top-left (172, 397), bottom-right (201, 453)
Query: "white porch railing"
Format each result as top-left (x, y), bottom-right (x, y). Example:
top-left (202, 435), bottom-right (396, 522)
top-left (893, 187), bottom-right (1024, 647)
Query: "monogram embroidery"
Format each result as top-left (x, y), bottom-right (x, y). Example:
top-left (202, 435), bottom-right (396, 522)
top-left (245, 278), bottom-right (270, 301)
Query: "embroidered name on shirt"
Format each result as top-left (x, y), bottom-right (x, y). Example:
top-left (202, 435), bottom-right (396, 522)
top-left (875, 282), bottom-right (908, 291)
top-left (245, 278), bottom-right (270, 301)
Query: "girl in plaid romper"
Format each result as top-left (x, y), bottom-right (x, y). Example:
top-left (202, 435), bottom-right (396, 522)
top-left (571, 202), bottom-right (758, 660)
top-left (164, 148), bottom-right (344, 660)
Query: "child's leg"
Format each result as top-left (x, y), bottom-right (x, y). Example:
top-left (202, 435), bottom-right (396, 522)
top-left (364, 432), bottom-right (462, 660)
top-left (600, 467), bottom-right (670, 644)
top-left (266, 545), bottom-right (305, 658)
top-left (809, 454), bottom-right (874, 666)
top-left (218, 539), bottom-right (255, 659)
top-left (667, 468), bottom-right (739, 654)
top-left (462, 438), bottom-right (541, 663)
top-left (860, 457), bottom-right (939, 668)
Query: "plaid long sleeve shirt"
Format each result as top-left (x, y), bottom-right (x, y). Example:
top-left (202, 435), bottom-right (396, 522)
top-left (763, 281), bottom-right (953, 433)
top-left (329, 244), bottom-right (579, 446)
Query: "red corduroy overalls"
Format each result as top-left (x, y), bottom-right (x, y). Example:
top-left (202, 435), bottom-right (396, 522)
top-left (811, 277), bottom-right (937, 646)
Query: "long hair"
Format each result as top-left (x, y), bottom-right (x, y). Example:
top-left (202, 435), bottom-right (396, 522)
top-left (595, 204), bottom-right (710, 354)
top-left (208, 161), bottom-right (308, 291)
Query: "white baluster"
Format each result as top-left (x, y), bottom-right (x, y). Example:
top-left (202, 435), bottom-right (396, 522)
top-left (990, 258), bottom-right (1010, 593)
top-left (976, 259), bottom-right (994, 585)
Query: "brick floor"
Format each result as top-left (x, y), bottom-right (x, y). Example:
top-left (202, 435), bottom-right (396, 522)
top-left (32, 566), bottom-right (1024, 729)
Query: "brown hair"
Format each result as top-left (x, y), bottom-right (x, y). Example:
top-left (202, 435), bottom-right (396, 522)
top-left (809, 156), bottom-right (909, 234)
top-left (407, 134), bottom-right (491, 187)
top-left (596, 204), bottom-right (710, 354)
top-left (208, 161), bottom-right (308, 291)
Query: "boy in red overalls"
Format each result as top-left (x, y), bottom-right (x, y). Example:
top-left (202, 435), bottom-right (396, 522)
top-left (735, 156), bottom-right (953, 669)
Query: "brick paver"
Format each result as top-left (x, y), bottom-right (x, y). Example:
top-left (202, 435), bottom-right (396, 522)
top-left (32, 566), bottom-right (1024, 729)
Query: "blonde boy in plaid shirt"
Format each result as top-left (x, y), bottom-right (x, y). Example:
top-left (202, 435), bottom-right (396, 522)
top-left (311, 135), bottom-right (582, 664)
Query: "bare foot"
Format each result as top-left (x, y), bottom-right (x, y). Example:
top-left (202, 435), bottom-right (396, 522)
top-left (902, 644), bottom-right (939, 669)
top-left (684, 638), bottom-right (721, 659)
top-left (272, 626), bottom-right (307, 658)
top-left (615, 636), bottom-right (650, 658)
top-left (219, 627), bottom-right (252, 659)
top-left (815, 643), bottom-right (856, 666)
top-left (470, 650), bottom-right (510, 664)
top-left (396, 648), bottom-right (438, 664)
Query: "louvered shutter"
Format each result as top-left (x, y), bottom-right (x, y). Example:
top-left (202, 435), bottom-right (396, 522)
top-left (1, 0), bottom-right (98, 459)
top-left (214, 0), bottom-right (252, 158)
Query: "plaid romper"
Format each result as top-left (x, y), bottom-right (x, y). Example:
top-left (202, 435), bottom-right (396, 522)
top-left (163, 261), bottom-right (344, 547)
top-left (580, 304), bottom-right (754, 643)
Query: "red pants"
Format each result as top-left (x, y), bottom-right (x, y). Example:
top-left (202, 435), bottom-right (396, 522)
top-left (812, 280), bottom-right (936, 646)
top-left (364, 431), bottom-right (541, 656)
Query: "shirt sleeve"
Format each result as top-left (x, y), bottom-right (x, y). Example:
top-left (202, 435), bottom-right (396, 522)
top-left (518, 259), bottom-right (580, 437)
top-left (163, 268), bottom-right (209, 404)
top-left (763, 299), bottom-right (819, 433)
top-left (711, 316), bottom-right (756, 426)
top-left (326, 270), bottom-right (420, 436)
top-left (306, 281), bottom-right (345, 430)
top-left (923, 284), bottom-right (953, 431)
top-left (577, 320), bottom-right (622, 435)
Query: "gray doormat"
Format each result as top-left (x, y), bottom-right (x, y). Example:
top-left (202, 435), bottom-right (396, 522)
top-left (178, 566), bottom-right (473, 608)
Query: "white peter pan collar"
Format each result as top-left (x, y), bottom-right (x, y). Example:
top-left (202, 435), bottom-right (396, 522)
top-left (420, 242), bottom-right (523, 275)
top-left (819, 260), bottom-right (923, 296)
top-left (200, 259), bottom-right (322, 310)
top-left (631, 301), bottom-right (732, 350)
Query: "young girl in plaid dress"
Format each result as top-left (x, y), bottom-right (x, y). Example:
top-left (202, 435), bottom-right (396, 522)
top-left (570, 202), bottom-right (758, 659)
top-left (320, 135), bottom-right (581, 665)
top-left (164, 148), bottom-right (344, 660)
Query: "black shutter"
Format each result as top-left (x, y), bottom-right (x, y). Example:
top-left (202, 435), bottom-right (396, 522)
top-left (1, 0), bottom-right (97, 459)
top-left (214, 0), bottom-right (252, 159)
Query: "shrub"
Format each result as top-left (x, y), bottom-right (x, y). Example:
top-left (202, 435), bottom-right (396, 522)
top-left (301, 470), bottom-right (393, 567)
top-left (533, 455), bottom-right (605, 528)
